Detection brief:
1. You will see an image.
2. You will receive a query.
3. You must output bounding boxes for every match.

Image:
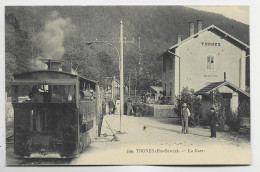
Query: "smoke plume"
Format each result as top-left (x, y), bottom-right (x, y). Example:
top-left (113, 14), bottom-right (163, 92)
top-left (33, 11), bottom-right (75, 61)
top-left (31, 57), bottom-right (48, 70)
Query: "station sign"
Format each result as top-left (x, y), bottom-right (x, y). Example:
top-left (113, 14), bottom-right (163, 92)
top-left (201, 42), bottom-right (221, 46)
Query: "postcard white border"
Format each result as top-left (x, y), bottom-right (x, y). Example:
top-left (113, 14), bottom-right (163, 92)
top-left (0, 0), bottom-right (259, 172)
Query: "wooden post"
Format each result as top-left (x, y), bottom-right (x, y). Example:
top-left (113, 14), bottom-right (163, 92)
top-left (120, 20), bottom-right (124, 132)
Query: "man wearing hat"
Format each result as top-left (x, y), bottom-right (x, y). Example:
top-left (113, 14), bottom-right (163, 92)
top-left (181, 103), bottom-right (191, 134)
top-left (209, 106), bottom-right (218, 138)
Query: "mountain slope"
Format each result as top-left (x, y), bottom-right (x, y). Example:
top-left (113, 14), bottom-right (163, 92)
top-left (5, 6), bottom-right (249, 90)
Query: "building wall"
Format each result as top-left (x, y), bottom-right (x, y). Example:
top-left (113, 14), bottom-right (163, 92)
top-left (162, 55), bottom-right (175, 102)
top-left (201, 97), bottom-right (212, 121)
top-left (218, 86), bottom-right (239, 111)
top-left (201, 86), bottom-right (240, 121)
top-left (231, 92), bottom-right (239, 112)
top-left (171, 30), bottom-right (246, 98)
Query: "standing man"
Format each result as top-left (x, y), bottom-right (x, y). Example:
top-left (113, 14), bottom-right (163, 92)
top-left (108, 99), bottom-right (115, 115)
top-left (181, 103), bottom-right (191, 134)
top-left (112, 99), bottom-right (116, 114)
top-left (209, 106), bottom-right (218, 138)
top-left (127, 98), bottom-right (133, 116)
top-left (115, 98), bottom-right (120, 114)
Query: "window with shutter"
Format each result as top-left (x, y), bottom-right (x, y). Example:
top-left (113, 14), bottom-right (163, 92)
top-left (207, 55), bottom-right (215, 70)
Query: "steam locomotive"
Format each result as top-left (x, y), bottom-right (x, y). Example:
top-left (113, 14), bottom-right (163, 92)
top-left (11, 60), bottom-right (104, 158)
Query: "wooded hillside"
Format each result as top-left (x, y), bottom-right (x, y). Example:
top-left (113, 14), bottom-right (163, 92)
top-left (5, 6), bottom-right (249, 94)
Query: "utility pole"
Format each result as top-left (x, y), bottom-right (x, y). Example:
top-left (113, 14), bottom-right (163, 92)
top-left (128, 73), bottom-right (131, 97)
top-left (135, 37), bottom-right (141, 98)
top-left (135, 69), bottom-right (137, 97)
top-left (86, 20), bottom-right (134, 133)
top-left (138, 37), bottom-right (141, 50)
top-left (138, 37), bottom-right (141, 65)
top-left (119, 20), bottom-right (124, 132)
top-left (111, 76), bottom-right (115, 100)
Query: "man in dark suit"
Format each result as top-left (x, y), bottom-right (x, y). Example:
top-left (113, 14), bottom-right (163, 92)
top-left (108, 99), bottom-right (115, 115)
top-left (209, 106), bottom-right (218, 138)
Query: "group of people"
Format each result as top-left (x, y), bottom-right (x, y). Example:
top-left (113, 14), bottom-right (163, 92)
top-left (108, 97), bottom-right (218, 138)
top-left (181, 103), bottom-right (218, 138)
top-left (107, 98), bottom-right (142, 116)
top-left (157, 91), bottom-right (170, 104)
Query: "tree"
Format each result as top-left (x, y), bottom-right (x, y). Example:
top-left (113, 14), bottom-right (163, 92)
top-left (175, 87), bottom-right (202, 126)
top-left (5, 53), bottom-right (17, 95)
top-left (5, 13), bottom-right (32, 95)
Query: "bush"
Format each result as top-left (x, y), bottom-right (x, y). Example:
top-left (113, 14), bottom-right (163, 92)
top-left (133, 100), bottom-right (148, 117)
top-left (210, 89), bottom-right (250, 131)
top-left (175, 87), bottom-right (202, 126)
top-left (238, 100), bottom-right (250, 117)
top-left (217, 107), bottom-right (227, 131)
top-left (226, 110), bottom-right (240, 131)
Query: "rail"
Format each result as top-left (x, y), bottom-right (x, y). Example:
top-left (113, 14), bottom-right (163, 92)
top-left (6, 135), bottom-right (14, 144)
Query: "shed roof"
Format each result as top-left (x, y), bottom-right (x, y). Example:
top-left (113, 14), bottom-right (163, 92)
top-left (150, 86), bottom-right (163, 93)
top-left (195, 81), bottom-right (250, 98)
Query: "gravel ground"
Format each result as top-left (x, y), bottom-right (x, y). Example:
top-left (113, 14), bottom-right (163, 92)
top-left (71, 115), bottom-right (250, 165)
top-left (5, 115), bottom-right (250, 165)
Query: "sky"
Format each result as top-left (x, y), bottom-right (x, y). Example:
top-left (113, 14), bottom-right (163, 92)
top-left (187, 6), bottom-right (249, 25)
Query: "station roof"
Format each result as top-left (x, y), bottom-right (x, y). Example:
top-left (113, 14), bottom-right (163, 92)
top-left (195, 80), bottom-right (250, 98)
top-left (169, 25), bottom-right (249, 50)
top-left (159, 24), bottom-right (250, 59)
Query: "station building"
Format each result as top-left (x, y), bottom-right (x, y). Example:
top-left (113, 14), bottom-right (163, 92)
top-left (160, 21), bottom-right (250, 104)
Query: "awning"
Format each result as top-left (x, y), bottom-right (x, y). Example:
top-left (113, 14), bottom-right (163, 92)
top-left (150, 86), bottom-right (163, 93)
top-left (195, 81), bottom-right (250, 98)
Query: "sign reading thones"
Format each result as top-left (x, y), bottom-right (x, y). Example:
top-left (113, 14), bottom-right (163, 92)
top-left (201, 42), bottom-right (221, 46)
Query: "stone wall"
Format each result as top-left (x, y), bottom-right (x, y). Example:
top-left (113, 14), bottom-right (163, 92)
top-left (145, 104), bottom-right (178, 118)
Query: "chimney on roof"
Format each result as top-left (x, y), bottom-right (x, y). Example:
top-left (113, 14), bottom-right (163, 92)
top-left (177, 35), bottom-right (182, 43)
top-left (196, 20), bottom-right (202, 32)
top-left (224, 72), bottom-right (226, 81)
top-left (189, 22), bottom-right (195, 36)
top-left (45, 60), bottom-right (62, 71)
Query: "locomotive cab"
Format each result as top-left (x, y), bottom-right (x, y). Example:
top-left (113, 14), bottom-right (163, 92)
top-left (12, 69), bottom-right (100, 158)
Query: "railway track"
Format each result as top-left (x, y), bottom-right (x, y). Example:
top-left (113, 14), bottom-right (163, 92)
top-left (6, 135), bottom-right (14, 143)
top-left (5, 134), bottom-right (72, 165)
top-left (6, 135), bottom-right (14, 149)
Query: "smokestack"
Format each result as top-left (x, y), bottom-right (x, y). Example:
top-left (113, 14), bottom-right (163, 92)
top-left (177, 35), bottom-right (182, 43)
top-left (224, 72), bottom-right (226, 81)
top-left (45, 60), bottom-right (62, 71)
top-left (196, 20), bottom-right (202, 32)
top-left (189, 22), bottom-right (195, 36)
